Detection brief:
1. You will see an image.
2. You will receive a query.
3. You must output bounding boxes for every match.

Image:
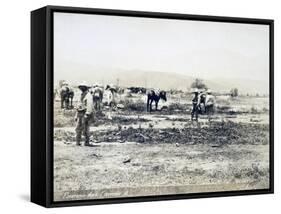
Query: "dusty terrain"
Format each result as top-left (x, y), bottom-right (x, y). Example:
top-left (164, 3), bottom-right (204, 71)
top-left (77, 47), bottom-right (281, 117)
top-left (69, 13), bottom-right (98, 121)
top-left (53, 94), bottom-right (270, 201)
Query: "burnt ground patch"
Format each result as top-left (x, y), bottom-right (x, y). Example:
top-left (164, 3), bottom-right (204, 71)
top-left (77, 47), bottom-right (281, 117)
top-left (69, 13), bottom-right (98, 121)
top-left (54, 121), bottom-right (269, 145)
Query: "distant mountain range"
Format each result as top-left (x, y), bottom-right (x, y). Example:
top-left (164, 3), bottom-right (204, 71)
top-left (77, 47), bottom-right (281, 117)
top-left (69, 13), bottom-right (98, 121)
top-left (56, 68), bottom-right (269, 95)
top-left (109, 70), bottom-right (269, 95)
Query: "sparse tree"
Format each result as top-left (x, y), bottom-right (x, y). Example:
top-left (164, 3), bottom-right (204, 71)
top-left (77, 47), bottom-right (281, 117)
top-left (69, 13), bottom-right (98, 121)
top-left (230, 88), bottom-right (239, 97)
top-left (191, 78), bottom-right (207, 90)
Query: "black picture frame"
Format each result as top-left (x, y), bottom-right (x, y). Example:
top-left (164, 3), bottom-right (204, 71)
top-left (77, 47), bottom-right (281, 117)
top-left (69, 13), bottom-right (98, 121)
top-left (31, 5), bottom-right (274, 208)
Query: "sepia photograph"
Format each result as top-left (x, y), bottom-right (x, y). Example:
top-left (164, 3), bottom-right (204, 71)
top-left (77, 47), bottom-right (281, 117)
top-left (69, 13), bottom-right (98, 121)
top-left (53, 12), bottom-right (270, 201)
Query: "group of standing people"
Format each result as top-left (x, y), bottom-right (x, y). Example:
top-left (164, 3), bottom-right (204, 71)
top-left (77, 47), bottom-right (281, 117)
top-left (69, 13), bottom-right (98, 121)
top-left (62, 81), bottom-right (214, 146)
top-left (56, 81), bottom-right (118, 146)
top-left (59, 81), bottom-right (74, 109)
top-left (74, 81), bottom-right (114, 146)
top-left (191, 88), bottom-right (215, 121)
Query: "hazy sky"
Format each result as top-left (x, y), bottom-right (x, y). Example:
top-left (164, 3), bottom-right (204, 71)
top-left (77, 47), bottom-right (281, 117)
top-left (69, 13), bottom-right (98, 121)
top-left (54, 12), bottom-right (269, 84)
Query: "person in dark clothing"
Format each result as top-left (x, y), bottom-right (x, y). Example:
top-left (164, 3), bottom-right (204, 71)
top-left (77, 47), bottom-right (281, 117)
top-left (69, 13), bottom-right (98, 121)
top-left (191, 88), bottom-right (200, 121)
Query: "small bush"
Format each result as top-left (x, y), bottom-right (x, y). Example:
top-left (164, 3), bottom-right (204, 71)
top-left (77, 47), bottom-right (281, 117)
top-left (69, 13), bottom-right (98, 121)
top-left (168, 103), bottom-right (188, 111)
top-left (250, 106), bottom-right (259, 114)
top-left (121, 99), bottom-right (146, 111)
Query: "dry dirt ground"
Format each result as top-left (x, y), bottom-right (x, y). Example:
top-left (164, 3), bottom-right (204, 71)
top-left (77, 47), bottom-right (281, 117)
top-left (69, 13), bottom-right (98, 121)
top-left (53, 95), bottom-right (270, 201)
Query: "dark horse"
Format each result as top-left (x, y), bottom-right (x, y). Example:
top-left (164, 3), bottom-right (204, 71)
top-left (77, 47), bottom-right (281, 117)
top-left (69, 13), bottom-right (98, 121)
top-left (147, 90), bottom-right (167, 112)
top-left (60, 87), bottom-right (74, 109)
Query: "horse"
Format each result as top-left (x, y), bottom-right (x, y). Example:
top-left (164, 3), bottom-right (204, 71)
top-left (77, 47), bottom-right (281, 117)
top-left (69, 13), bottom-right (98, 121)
top-left (191, 91), bottom-right (216, 121)
top-left (197, 92), bottom-right (215, 114)
top-left (198, 93), bottom-right (206, 113)
top-left (104, 85), bottom-right (118, 108)
top-left (91, 86), bottom-right (104, 111)
top-left (60, 87), bottom-right (74, 109)
top-left (128, 87), bottom-right (147, 94)
top-left (147, 90), bottom-right (167, 112)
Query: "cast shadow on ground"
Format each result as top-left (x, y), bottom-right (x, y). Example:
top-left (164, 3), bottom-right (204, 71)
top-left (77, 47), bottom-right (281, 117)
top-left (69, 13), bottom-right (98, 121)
top-left (19, 194), bottom-right (29, 202)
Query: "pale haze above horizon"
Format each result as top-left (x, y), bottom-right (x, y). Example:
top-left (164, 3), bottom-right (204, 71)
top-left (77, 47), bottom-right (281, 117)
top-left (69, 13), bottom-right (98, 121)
top-left (54, 12), bottom-right (269, 89)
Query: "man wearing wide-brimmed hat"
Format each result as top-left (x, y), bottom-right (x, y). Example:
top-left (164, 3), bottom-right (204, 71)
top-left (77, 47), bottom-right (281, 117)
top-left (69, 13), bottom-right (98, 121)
top-left (75, 81), bottom-right (94, 146)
